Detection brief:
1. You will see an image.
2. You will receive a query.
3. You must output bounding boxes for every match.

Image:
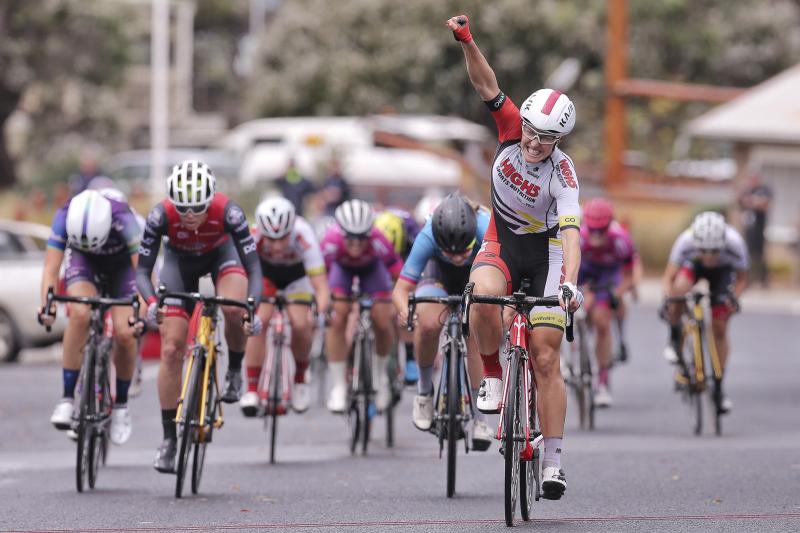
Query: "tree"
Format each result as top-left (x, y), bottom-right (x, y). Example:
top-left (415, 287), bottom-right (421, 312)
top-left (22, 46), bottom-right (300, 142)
top-left (0, 0), bottom-right (130, 188)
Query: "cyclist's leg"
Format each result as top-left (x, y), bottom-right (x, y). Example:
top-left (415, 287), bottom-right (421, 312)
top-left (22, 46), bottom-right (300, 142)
top-left (108, 259), bottom-right (138, 403)
top-left (325, 262), bottom-right (354, 412)
top-left (241, 300), bottom-right (273, 414)
top-left (410, 280), bottom-right (446, 430)
top-left (213, 242), bottom-right (249, 402)
top-left (665, 264), bottom-right (694, 361)
top-left (362, 261), bottom-right (396, 410)
top-left (285, 277), bottom-right (315, 380)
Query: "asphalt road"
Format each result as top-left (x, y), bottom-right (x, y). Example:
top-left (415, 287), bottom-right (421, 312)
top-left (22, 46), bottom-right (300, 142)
top-left (1, 300), bottom-right (799, 533)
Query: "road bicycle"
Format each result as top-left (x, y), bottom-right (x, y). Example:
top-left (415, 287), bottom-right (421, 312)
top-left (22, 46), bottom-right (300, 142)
top-left (664, 291), bottom-right (727, 436)
top-left (258, 293), bottom-right (314, 464)
top-left (157, 286), bottom-right (254, 498)
top-left (562, 303), bottom-right (594, 431)
top-left (41, 287), bottom-right (140, 493)
top-left (332, 291), bottom-right (400, 455)
top-left (462, 280), bottom-right (573, 526)
top-left (406, 294), bottom-right (475, 498)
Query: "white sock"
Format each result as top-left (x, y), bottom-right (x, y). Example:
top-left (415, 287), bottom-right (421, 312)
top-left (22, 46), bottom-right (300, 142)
top-left (543, 437), bottom-right (563, 470)
top-left (374, 354), bottom-right (389, 384)
top-left (328, 361), bottom-right (347, 389)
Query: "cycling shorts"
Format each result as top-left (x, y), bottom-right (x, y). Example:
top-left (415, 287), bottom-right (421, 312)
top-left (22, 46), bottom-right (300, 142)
top-left (328, 260), bottom-right (392, 297)
top-left (417, 258), bottom-right (471, 297)
top-left (472, 219), bottom-right (565, 329)
top-left (159, 239), bottom-right (246, 319)
top-left (679, 262), bottom-right (736, 320)
top-left (578, 265), bottom-right (622, 308)
top-left (64, 248), bottom-right (137, 299)
top-left (262, 275), bottom-right (314, 302)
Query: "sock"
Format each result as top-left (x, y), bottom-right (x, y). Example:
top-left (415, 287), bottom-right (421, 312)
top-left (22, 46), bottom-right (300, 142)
top-left (598, 367), bottom-right (609, 387)
top-left (669, 324), bottom-right (682, 347)
top-left (228, 350), bottom-right (244, 372)
top-left (246, 366), bottom-right (260, 392)
top-left (417, 365), bottom-right (434, 395)
top-left (294, 359), bottom-right (309, 384)
top-left (480, 350), bottom-right (503, 379)
top-left (405, 342), bottom-right (415, 362)
top-left (543, 437), bottom-right (563, 469)
top-left (63, 368), bottom-right (80, 398)
top-left (375, 354), bottom-right (388, 382)
top-left (161, 409), bottom-right (177, 441)
top-left (115, 378), bottom-right (131, 405)
top-left (472, 388), bottom-right (488, 422)
top-left (328, 361), bottom-right (347, 389)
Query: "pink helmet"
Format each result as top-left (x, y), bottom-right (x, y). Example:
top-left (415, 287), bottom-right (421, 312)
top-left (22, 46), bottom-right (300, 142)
top-left (583, 198), bottom-right (614, 230)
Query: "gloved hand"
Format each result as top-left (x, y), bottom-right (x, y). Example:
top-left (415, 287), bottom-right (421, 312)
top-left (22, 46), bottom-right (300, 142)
top-left (146, 300), bottom-right (161, 329)
top-left (446, 15), bottom-right (473, 43)
top-left (244, 314), bottom-right (263, 336)
top-left (559, 282), bottom-right (584, 312)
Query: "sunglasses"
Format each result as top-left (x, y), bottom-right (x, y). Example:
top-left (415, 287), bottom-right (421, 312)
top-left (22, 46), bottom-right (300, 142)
top-left (175, 204), bottom-right (208, 215)
top-left (442, 238), bottom-right (476, 258)
top-left (700, 249), bottom-right (721, 256)
top-left (345, 234), bottom-right (369, 243)
top-left (521, 123), bottom-right (562, 145)
top-left (589, 227), bottom-right (609, 236)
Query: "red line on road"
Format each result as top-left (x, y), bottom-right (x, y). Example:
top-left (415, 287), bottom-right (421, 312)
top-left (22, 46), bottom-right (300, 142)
top-left (5, 513), bottom-right (800, 533)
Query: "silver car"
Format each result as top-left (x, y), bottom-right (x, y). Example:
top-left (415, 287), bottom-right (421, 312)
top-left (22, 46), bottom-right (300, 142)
top-left (0, 220), bottom-right (67, 362)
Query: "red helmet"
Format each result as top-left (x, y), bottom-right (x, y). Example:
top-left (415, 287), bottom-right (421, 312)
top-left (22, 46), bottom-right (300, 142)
top-left (583, 198), bottom-right (614, 230)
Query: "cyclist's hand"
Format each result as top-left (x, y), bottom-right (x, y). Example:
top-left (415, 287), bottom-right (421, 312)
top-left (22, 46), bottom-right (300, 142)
top-left (244, 314), bottom-right (263, 336)
top-left (145, 301), bottom-right (162, 329)
top-left (445, 15), bottom-right (473, 43)
top-left (725, 294), bottom-right (741, 314)
top-left (559, 282), bottom-right (583, 312)
top-left (37, 306), bottom-right (55, 327)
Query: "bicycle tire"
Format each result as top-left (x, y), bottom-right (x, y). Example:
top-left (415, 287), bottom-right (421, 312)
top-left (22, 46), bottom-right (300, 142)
top-left (348, 398), bottom-right (361, 455)
top-left (269, 340), bottom-right (282, 465)
top-left (685, 329), bottom-right (703, 436)
top-left (446, 342), bottom-right (459, 498)
top-left (176, 347), bottom-right (203, 498)
top-left (504, 347), bottom-right (521, 527)
top-left (89, 355), bottom-right (112, 489)
top-left (577, 319), bottom-right (594, 431)
top-left (192, 359), bottom-right (215, 494)
top-left (520, 369), bottom-right (536, 521)
top-left (75, 344), bottom-right (95, 493)
top-left (386, 394), bottom-right (394, 448)
top-left (712, 376), bottom-right (723, 436)
top-left (360, 335), bottom-right (373, 456)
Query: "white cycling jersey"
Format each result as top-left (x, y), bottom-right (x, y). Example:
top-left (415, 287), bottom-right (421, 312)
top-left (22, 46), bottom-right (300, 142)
top-left (668, 225), bottom-right (749, 271)
top-left (254, 216), bottom-right (325, 277)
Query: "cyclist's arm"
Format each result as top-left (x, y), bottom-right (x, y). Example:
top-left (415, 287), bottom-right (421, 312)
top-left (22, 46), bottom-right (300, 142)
top-left (135, 204), bottom-right (167, 304)
top-left (41, 208), bottom-right (69, 306)
top-left (447, 16), bottom-right (500, 101)
top-left (662, 262), bottom-right (680, 296)
top-left (562, 228), bottom-right (580, 285)
top-left (664, 231), bottom-right (691, 296)
top-left (732, 269), bottom-right (748, 300)
top-left (224, 201), bottom-right (263, 306)
top-left (555, 159), bottom-right (581, 285)
top-left (309, 272), bottom-right (330, 316)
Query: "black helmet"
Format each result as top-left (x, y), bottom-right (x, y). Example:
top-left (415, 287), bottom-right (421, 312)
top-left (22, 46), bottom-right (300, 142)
top-left (432, 193), bottom-right (477, 254)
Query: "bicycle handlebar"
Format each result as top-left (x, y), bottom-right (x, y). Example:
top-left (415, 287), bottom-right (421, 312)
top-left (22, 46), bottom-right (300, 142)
top-left (406, 294), bottom-right (463, 332)
top-left (157, 285), bottom-right (255, 326)
top-left (39, 286), bottom-right (140, 333)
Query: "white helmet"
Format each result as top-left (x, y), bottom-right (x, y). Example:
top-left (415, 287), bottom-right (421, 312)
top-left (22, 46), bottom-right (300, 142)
top-left (66, 190), bottom-right (112, 252)
top-left (334, 199), bottom-right (374, 236)
top-left (520, 88), bottom-right (576, 136)
top-left (167, 160), bottom-right (216, 209)
top-left (255, 196), bottom-right (296, 239)
top-left (691, 211), bottom-right (726, 250)
top-left (98, 187), bottom-right (127, 204)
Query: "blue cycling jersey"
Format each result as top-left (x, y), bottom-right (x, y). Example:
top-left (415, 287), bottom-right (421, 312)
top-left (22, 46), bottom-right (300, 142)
top-left (399, 207), bottom-right (490, 285)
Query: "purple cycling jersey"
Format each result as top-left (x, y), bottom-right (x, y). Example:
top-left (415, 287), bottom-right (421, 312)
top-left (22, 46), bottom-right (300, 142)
top-left (580, 221), bottom-right (635, 272)
top-left (320, 224), bottom-right (403, 276)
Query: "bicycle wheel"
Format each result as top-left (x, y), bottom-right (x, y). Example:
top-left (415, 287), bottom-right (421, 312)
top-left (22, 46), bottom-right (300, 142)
top-left (577, 320), bottom-right (594, 431)
top-left (684, 330), bottom-right (703, 436)
top-left (446, 343), bottom-right (459, 498)
top-left (520, 373), bottom-right (536, 521)
top-left (348, 397), bottom-right (361, 456)
top-left (503, 348), bottom-right (521, 527)
top-left (75, 345), bottom-right (95, 493)
top-left (359, 336), bottom-right (373, 456)
top-left (712, 376), bottom-right (723, 436)
top-left (192, 359), bottom-right (216, 494)
top-left (176, 347), bottom-right (203, 498)
top-left (268, 341), bottom-right (282, 464)
top-left (89, 355), bottom-right (112, 489)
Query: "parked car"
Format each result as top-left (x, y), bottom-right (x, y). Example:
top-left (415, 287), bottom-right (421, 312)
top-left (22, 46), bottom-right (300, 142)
top-left (0, 220), bottom-right (67, 362)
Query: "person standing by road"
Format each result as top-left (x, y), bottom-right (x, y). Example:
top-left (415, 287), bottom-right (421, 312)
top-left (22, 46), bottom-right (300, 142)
top-left (276, 158), bottom-right (316, 216)
top-left (737, 174), bottom-right (772, 287)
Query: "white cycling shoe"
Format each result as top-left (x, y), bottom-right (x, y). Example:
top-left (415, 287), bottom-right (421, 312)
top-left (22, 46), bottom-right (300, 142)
top-left (110, 406), bottom-right (132, 445)
top-left (663, 344), bottom-right (679, 364)
top-left (477, 378), bottom-right (503, 414)
top-left (50, 399), bottom-right (74, 430)
top-left (327, 384), bottom-right (347, 413)
top-left (411, 395), bottom-right (433, 431)
top-left (291, 382), bottom-right (311, 413)
top-left (542, 466), bottom-right (567, 499)
top-left (471, 419), bottom-right (493, 451)
top-left (594, 384), bottom-right (613, 408)
top-left (239, 391), bottom-right (259, 418)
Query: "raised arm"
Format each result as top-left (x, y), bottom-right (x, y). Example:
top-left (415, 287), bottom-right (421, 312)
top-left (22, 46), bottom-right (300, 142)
top-left (445, 15), bottom-right (500, 101)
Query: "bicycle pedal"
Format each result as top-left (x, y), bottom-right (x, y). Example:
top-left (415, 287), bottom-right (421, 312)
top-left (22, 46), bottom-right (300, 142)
top-left (213, 417), bottom-right (224, 429)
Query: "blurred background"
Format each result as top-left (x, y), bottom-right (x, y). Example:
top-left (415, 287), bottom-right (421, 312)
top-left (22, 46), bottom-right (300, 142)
top-left (2, 0), bottom-right (800, 361)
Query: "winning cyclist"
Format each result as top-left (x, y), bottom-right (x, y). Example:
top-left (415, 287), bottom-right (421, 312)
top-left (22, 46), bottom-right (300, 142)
top-left (578, 198), bottom-right (637, 407)
top-left (661, 211), bottom-right (748, 413)
top-left (375, 206), bottom-right (421, 384)
top-left (39, 189), bottom-right (141, 445)
top-left (321, 199), bottom-right (403, 413)
top-left (447, 14), bottom-right (582, 499)
top-left (240, 196), bottom-right (331, 415)
top-left (392, 193), bottom-right (494, 449)
top-left (136, 160), bottom-right (263, 473)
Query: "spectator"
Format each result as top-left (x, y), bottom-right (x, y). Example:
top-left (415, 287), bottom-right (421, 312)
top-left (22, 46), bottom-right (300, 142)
top-left (275, 158), bottom-right (315, 215)
top-left (737, 173), bottom-right (773, 287)
top-left (68, 150), bottom-right (102, 198)
top-left (319, 159), bottom-right (352, 217)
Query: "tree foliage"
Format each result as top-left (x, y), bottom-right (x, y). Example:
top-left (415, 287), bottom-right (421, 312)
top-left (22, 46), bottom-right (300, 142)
top-left (0, 0), bottom-right (131, 187)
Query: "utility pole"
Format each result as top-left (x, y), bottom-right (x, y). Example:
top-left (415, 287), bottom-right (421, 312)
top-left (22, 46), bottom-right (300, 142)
top-left (150, 0), bottom-right (169, 194)
top-left (604, 0), bottom-right (627, 188)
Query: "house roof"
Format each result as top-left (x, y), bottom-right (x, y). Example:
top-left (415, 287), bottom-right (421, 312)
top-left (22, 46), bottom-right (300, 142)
top-left (686, 63), bottom-right (800, 145)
